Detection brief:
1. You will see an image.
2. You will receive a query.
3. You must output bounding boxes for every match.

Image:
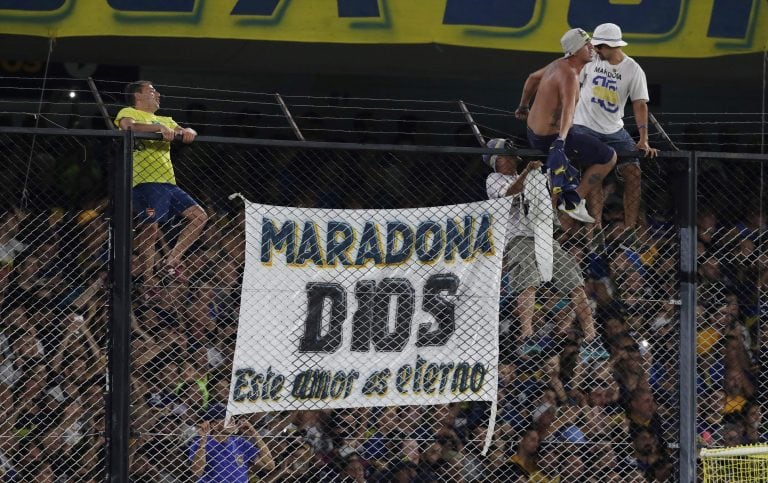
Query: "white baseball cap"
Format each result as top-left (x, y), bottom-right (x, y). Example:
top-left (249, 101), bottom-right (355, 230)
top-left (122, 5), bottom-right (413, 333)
top-left (591, 23), bottom-right (628, 47)
top-left (483, 138), bottom-right (509, 171)
top-left (560, 28), bottom-right (591, 57)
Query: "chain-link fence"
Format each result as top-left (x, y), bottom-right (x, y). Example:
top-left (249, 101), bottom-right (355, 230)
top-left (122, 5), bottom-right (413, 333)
top-left (694, 154), bottom-right (767, 463)
top-left (0, 126), bottom-right (765, 482)
top-left (0, 130), bottom-right (113, 481)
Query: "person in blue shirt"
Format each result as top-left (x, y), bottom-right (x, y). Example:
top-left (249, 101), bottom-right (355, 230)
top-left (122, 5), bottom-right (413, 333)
top-left (188, 404), bottom-right (274, 482)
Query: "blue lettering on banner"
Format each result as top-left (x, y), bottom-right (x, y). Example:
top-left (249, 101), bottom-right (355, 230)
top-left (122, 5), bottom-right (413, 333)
top-left (415, 221), bottom-right (443, 263)
top-left (261, 218), bottom-right (296, 264)
top-left (231, 0), bottom-right (282, 16)
top-left (444, 217), bottom-right (473, 262)
top-left (472, 214), bottom-right (494, 255)
top-left (567, 0), bottom-right (683, 35)
top-left (304, 274), bottom-right (458, 354)
top-left (0, 0), bottom-right (64, 10)
top-left (707, 0), bottom-right (754, 39)
top-left (355, 221), bottom-right (385, 266)
top-left (0, 0), bottom-right (759, 49)
top-left (395, 357), bottom-right (486, 395)
top-left (299, 283), bottom-right (346, 353)
top-left (371, 278), bottom-right (414, 352)
top-left (107, 0), bottom-right (195, 13)
top-left (338, 0), bottom-right (380, 18)
top-left (385, 221), bottom-right (414, 265)
top-left (232, 367), bottom-right (286, 401)
top-left (418, 273), bottom-right (459, 347)
top-left (294, 221), bottom-right (324, 266)
top-left (350, 281), bottom-right (376, 352)
top-left (259, 216), bottom-right (495, 267)
top-left (443, 0), bottom-right (537, 28)
top-left (326, 221), bottom-right (355, 267)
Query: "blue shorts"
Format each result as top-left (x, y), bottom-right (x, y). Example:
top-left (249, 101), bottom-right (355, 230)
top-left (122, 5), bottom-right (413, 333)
top-left (526, 128), bottom-right (615, 167)
top-left (133, 183), bottom-right (198, 225)
top-left (571, 124), bottom-right (638, 166)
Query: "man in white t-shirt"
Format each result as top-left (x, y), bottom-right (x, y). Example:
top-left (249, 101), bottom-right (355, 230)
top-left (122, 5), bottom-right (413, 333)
top-left (484, 138), bottom-right (596, 352)
top-left (571, 23), bottom-right (658, 229)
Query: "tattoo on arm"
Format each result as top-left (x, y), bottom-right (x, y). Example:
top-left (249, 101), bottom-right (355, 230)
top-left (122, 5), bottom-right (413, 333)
top-left (550, 108), bottom-right (562, 127)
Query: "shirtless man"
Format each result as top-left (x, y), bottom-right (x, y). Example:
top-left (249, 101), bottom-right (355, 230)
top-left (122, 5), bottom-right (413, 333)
top-left (516, 28), bottom-right (617, 225)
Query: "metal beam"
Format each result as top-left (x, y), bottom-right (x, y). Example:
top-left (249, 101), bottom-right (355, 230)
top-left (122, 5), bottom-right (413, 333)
top-left (107, 130), bottom-right (133, 483)
top-left (458, 100), bottom-right (486, 147)
top-left (275, 93), bottom-right (305, 141)
top-left (678, 151), bottom-right (698, 483)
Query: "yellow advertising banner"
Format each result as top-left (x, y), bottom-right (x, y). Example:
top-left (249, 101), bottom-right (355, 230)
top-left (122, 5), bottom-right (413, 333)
top-left (0, 0), bottom-right (764, 58)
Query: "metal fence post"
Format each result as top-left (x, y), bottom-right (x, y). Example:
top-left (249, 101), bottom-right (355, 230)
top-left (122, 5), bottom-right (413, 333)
top-left (457, 100), bottom-right (485, 147)
top-left (108, 130), bottom-right (133, 482)
top-left (275, 93), bottom-right (305, 141)
top-left (679, 151), bottom-right (698, 482)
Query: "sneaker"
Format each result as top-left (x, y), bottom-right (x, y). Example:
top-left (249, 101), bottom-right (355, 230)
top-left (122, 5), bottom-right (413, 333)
top-left (558, 199), bottom-right (595, 224)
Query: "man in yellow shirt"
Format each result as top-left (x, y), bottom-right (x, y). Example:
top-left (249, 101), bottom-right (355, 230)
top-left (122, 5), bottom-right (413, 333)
top-left (115, 80), bottom-right (207, 284)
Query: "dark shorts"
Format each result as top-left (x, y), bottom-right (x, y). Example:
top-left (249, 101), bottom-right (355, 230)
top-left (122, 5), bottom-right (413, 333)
top-left (570, 124), bottom-right (639, 167)
top-left (133, 183), bottom-right (198, 224)
top-left (527, 128), bottom-right (615, 167)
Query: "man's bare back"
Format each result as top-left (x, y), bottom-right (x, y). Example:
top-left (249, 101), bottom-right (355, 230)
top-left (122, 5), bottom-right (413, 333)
top-left (527, 59), bottom-right (581, 137)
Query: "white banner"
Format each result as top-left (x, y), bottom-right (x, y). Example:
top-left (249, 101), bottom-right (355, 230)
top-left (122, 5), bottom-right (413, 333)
top-left (227, 198), bottom-right (511, 418)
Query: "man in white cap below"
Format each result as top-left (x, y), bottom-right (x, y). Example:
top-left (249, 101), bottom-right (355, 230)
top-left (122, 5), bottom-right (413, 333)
top-left (516, 28), bottom-right (617, 227)
top-left (484, 138), bottom-right (597, 355)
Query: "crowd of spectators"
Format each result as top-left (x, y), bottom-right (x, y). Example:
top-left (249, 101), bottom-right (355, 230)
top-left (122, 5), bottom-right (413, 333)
top-left (0, 141), bottom-right (766, 482)
top-left (0, 205), bottom-right (108, 481)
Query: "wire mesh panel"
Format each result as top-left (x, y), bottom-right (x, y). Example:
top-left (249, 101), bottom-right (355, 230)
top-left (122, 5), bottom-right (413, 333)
top-left (0, 132), bottom-right (112, 481)
top-left (695, 156), bottom-right (767, 462)
top-left (122, 127), bottom-right (690, 482)
top-left (1, 126), bottom-right (761, 481)
top-left (127, 142), bottom-right (500, 483)
top-left (492, 153), bottom-right (683, 483)
top-left (0, 75), bottom-right (766, 481)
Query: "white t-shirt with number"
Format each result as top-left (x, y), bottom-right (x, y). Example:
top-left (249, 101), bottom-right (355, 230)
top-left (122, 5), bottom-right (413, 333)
top-left (574, 55), bottom-right (649, 134)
